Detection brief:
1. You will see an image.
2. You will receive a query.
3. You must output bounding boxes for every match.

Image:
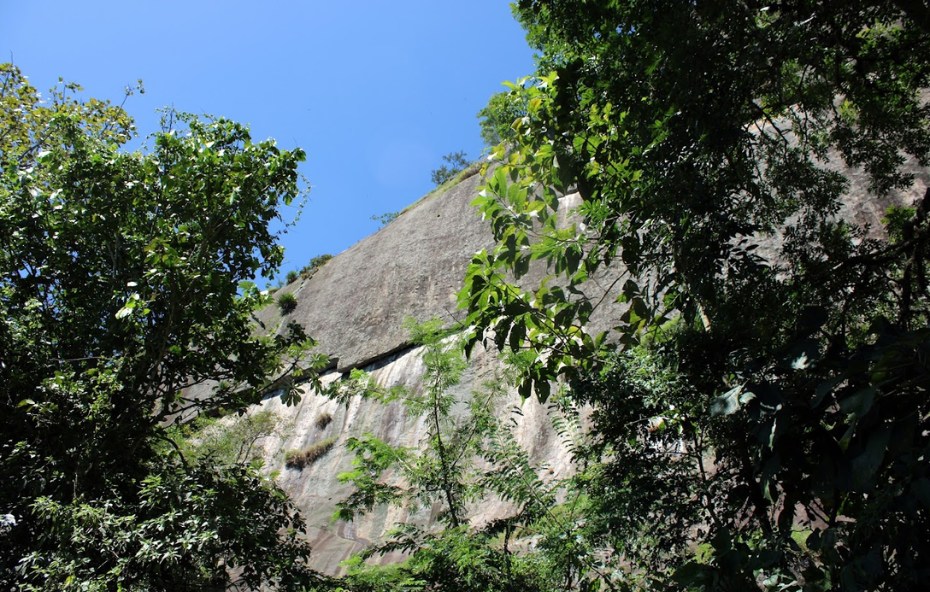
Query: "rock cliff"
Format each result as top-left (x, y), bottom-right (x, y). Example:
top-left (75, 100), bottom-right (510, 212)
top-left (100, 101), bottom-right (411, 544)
top-left (231, 157), bottom-right (927, 574)
top-left (242, 170), bottom-right (577, 574)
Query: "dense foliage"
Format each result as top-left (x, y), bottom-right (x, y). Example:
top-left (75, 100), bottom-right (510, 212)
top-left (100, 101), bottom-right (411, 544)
top-left (0, 64), bottom-right (324, 591)
top-left (278, 291), bottom-right (299, 315)
top-left (457, 1), bottom-right (930, 590)
top-left (477, 91), bottom-right (526, 148)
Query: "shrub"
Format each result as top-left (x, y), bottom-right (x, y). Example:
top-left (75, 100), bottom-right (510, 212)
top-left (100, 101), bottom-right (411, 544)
top-left (314, 412), bottom-right (333, 430)
top-left (178, 410), bottom-right (290, 466)
top-left (277, 292), bottom-right (297, 315)
top-left (286, 270), bottom-right (299, 284)
top-left (285, 436), bottom-right (337, 470)
top-left (299, 253), bottom-right (333, 280)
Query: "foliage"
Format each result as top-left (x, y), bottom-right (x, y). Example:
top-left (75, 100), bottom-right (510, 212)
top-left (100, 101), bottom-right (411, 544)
top-left (371, 211), bottom-right (399, 228)
top-left (480, 386), bottom-right (609, 592)
top-left (323, 321), bottom-right (623, 592)
top-left (329, 526), bottom-right (552, 592)
top-left (19, 461), bottom-right (314, 592)
top-left (331, 319), bottom-right (474, 525)
top-left (284, 437), bottom-right (337, 470)
top-left (322, 321), bottom-right (569, 590)
top-left (278, 291), bottom-right (298, 315)
top-left (460, 3), bottom-right (930, 590)
top-left (299, 253), bottom-right (333, 280)
top-left (287, 269), bottom-right (300, 284)
top-left (477, 91), bottom-right (527, 147)
top-left (430, 151), bottom-right (470, 186)
top-left (0, 64), bottom-right (324, 590)
top-left (173, 409), bottom-right (292, 468)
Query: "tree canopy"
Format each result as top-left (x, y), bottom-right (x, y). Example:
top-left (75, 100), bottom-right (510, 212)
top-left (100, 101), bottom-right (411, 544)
top-left (0, 64), bottom-right (324, 591)
top-left (458, 1), bottom-right (930, 589)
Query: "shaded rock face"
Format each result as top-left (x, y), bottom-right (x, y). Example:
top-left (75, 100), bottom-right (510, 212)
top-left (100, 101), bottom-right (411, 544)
top-left (237, 159), bottom-right (925, 573)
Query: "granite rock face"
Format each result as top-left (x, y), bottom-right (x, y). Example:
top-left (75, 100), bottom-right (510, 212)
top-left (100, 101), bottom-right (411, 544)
top-left (232, 158), bottom-right (926, 574)
top-left (250, 342), bottom-right (567, 574)
top-left (242, 170), bottom-right (578, 574)
top-left (263, 171), bottom-right (497, 372)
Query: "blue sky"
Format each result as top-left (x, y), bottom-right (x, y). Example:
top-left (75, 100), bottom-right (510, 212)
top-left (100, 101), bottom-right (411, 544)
top-left (1, 1), bottom-right (535, 280)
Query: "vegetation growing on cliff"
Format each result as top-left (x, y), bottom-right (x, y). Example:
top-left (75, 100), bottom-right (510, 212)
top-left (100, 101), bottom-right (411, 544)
top-left (278, 291), bottom-right (299, 315)
top-left (285, 437), bottom-right (337, 470)
top-left (299, 253), bottom-right (334, 280)
top-left (430, 151), bottom-right (470, 187)
top-left (459, 1), bottom-right (930, 590)
top-left (371, 211), bottom-right (400, 228)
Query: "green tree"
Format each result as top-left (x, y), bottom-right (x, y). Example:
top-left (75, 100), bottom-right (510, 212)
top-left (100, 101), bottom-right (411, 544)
top-left (430, 151), bottom-right (470, 186)
top-left (326, 320), bottom-right (560, 592)
top-left (175, 409), bottom-right (292, 468)
top-left (0, 64), bottom-right (326, 591)
top-left (371, 211), bottom-right (400, 228)
top-left (460, 3), bottom-right (930, 589)
top-left (332, 320), bottom-right (477, 527)
top-left (477, 90), bottom-right (527, 147)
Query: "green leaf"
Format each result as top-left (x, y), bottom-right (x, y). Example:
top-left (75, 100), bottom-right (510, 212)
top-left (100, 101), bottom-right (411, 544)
top-left (839, 387), bottom-right (876, 419)
top-left (850, 427), bottom-right (891, 490)
top-left (711, 384), bottom-right (746, 416)
top-left (812, 373), bottom-right (846, 408)
top-left (673, 561), bottom-right (712, 587)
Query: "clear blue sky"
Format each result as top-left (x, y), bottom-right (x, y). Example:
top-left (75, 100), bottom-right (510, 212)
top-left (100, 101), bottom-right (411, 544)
top-left (1, 1), bottom-right (536, 280)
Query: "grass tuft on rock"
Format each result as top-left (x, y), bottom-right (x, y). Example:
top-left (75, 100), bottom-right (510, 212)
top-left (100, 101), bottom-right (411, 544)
top-left (285, 436), bottom-right (336, 470)
top-left (277, 291), bottom-right (297, 315)
top-left (314, 412), bottom-right (333, 430)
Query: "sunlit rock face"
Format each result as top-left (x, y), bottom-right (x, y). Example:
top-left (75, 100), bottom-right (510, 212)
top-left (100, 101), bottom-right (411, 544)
top-left (236, 156), bottom-right (926, 573)
top-left (241, 170), bottom-right (577, 574)
top-left (251, 341), bottom-right (569, 574)
top-left (264, 171), bottom-right (496, 372)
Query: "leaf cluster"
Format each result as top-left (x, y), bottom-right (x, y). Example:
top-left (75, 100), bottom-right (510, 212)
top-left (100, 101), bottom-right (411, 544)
top-left (477, 90), bottom-right (529, 147)
top-left (371, 211), bottom-right (399, 228)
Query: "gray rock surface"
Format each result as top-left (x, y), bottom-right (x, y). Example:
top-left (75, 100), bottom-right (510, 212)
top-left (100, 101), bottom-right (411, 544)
top-left (264, 171), bottom-right (497, 372)
top-left (248, 341), bottom-right (567, 574)
top-left (223, 157), bottom-right (925, 574)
